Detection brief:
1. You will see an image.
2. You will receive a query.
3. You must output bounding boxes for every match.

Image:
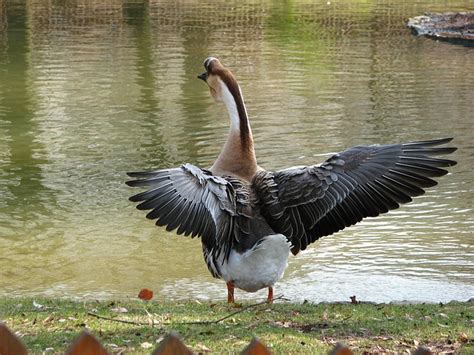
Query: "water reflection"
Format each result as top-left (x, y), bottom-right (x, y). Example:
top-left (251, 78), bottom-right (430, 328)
top-left (0, 0), bottom-right (472, 303)
top-left (0, 2), bottom-right (70, 293)
top-left (125, 3), bottom-right (173, 168)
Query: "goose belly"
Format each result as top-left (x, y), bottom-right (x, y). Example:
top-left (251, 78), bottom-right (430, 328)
top-left (220, 234), bottom-right (291, 292)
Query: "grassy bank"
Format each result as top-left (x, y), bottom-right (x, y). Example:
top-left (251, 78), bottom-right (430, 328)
top-left (1, 297), bottom-right (472, 354)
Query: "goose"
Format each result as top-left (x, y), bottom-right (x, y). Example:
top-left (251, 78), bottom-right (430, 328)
top-left (126, 57), bottom-right (457, 303)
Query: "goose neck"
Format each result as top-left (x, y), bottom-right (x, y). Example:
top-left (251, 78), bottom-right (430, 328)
top-left (220, 81), bottom-right (252, 150)
top-left (211, 80), bottom-right (257, 181)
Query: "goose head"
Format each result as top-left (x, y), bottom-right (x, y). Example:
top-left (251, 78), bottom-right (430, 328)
top-left (198, 57), bottom-right (239, 103)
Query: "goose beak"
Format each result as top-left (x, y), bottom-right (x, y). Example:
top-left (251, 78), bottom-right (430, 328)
top-left (198, 72), bottom-right (208, 81)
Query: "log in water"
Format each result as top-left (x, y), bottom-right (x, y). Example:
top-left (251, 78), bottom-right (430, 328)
top-left (407, 12), bottom-right (474, 42)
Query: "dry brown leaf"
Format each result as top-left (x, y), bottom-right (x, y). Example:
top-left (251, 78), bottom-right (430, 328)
top-left (138, 288), bottom-right (153, 300)
top-left (350, 296), bottom-right (359, 304)
top-left (43, 315), bottom-right (54, 324)
top-left (458, 332), bottom-right (469, 343)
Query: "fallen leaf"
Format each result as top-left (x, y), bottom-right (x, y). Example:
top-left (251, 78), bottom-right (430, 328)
top-left (350, 296), bottom-right (359, 304)
top-left (459, 332), bottom-right (469, 343)
top-left (33, 301), bottom-right (44, 310)
top-left (328, 342), bottom-right (352, 355)
top-left (413, 346), bottom-right (432, 355)
top-left (111, 307), bottom-right (128, 313)
top-left (138, 288), bottom-right (153, 300)
top-left (195, 343), bottom-right (210, 352)
top-left (274, 320), bottom-right (291, 328)
top-left (141, 342), bottom-right (153, 349)
top-left (43, 315), bottom-right (54, 324)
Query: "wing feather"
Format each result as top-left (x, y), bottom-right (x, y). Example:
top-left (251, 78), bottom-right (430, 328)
top-left (254, 138), bottom-right (457, 254)
top-left (127, 163), bottom-right (244, 258)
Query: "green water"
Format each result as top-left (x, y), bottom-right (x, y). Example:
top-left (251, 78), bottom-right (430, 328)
top-left (0, 0), bottom-right (473, 302)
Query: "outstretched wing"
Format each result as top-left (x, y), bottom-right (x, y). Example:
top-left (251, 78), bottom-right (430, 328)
top-left (126, 163), bottom-right (240, 260)
top-left (255, 138), bottom-right (457, 255)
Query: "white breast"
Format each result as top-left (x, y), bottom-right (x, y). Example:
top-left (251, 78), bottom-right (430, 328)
top-left (219, 234), bottom-right (291, 292)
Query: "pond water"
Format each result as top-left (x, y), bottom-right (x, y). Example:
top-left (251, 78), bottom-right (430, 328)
top-left (0, 0), bottom-right (473, 303)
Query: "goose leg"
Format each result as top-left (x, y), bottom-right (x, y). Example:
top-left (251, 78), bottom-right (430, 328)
top-left (226, 281), bottom-right (235, 303)
top-left (267, 286), bottom-right (273, 303)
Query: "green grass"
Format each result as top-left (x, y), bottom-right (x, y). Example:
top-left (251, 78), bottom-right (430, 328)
top-left (1, 297), bottom-right (472, 354)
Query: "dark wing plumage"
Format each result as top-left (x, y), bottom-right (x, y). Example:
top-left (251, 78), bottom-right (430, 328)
top-left (254, 138), bottom-right (457, 255)
top-left (126, 163), bottom-right (242, 261)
